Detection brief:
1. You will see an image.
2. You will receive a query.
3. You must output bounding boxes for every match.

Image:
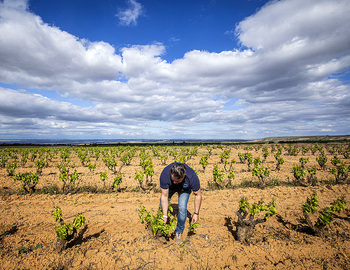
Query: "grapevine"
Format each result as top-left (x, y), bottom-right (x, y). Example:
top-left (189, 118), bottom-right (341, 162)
top-left (234, 197), bottom-right (277, 243)
top-left (302, 192), bottom-right (347, 236)
top-left (139, 204), bottom-right (177, 239)
top-left (53, 206), bottom-right (86, 252)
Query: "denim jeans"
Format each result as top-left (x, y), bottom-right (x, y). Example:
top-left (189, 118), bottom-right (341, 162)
top-left (169, 190), bottom-right (190, 234)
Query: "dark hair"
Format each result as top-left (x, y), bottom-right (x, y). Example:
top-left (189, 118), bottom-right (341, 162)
top-left (170, 163), bottom-right (186, 179)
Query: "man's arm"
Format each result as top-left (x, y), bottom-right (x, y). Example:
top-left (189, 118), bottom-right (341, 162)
top-left (192, 189), bottom-right (202, 223)
top-left (161, 188), bottom-right (169, 223)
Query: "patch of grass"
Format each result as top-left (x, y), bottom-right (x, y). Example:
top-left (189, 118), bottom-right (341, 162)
top-left (72, 186), bottom-right (101, 194)
top-left (269, 178), bottom-right (280, 186)
top-left (16, 246), bottom-right (30, 254)
top-left (322, 178), bottom-right (337, 185)
top-left (238, 179), bottom-right (257, 188)
top-left (207, 181), bottom-right (235, 191)
top-left (40, 185), bottom-right (60, 194)
top-left (15, 243), bottom-right (44, 254)
top-left (0, 187), bottom-right (17, 196)
top-left (131, 187), bottom-right (140, 192)
top-left (206, 181), bottom-right (223, 190)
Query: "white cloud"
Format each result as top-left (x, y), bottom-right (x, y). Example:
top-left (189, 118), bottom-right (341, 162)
top-left (1, 0), bottom-right (27, 10)
top-left (0, 88), bottom-right (106, 122)
top-left (116, 0), bottom-right (144, 26)
top-left (236, 0), bottom-right (350, 52)
top-left (0, 0), bottom-right (349, 139)
top-left (0, 1), bottom-right (122, 88)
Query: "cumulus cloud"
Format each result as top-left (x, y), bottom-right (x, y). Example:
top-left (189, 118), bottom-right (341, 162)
top-left (0, 88), bottom-right (106, 122)
top-left (0, 1), bottom-right (122, 88)
top-left (116, 0), bottom-right (144, 26)
top-left (0, 0), bottom-right (349, 139)
top-left (236, 0), bottom-right (350, 52)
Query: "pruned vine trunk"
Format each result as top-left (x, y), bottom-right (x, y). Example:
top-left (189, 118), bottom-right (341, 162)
top-left (214, 178), bottom-right (231, 189)
top-left (138, 177), bottom-right (156, 192)
top-left (235, 210), bottom-right (266, 244)
top-left (303, 211), bottom-right (326, 237)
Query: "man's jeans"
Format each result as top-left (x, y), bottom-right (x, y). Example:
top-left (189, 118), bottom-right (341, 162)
top-left (169, 190), bottom-right (190, 234)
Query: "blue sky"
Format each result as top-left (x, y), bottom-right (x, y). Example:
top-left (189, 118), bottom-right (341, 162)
top-left (0, 0), bottom-right (349, 140)
top-left (28, 0), bottom-right (268, 62)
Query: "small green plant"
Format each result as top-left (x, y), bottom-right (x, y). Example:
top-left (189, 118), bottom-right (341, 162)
top-left (253, 157), bottom-right (262, 167)
top-left (103, 157), bottom-right (118, 173)
top-left (293, 165), bottom-right (317, 186)
top-left (159, 154), bottom-right (168, 165)
top-left (220, 149), bottom-right (231, 164)
top-left (6, 162), bottom-right (17, 176)
top-left (275, 157), bottom-right (284, 171)
top-left (100, 171), bottom-right (108, 181)
top-left (228, 158), bottom-right (236, 171)
top-left (292, 165), bottom-right (306, 184)
top-left (120, 152), bottom-right (132, 166)
top-left (36, 158), bottom-right (47, 175)
top-left (87, 163), bottom-right (96, 172)
top-left (100, 172), bottom-right (108, 188)
top-left (188, 217), bottom-right (200, 235)
top-left (20, 155), bottom-right (28, 167)
top-left (139, 204), bottom-right (177, 239)
top-left (302, 191), bottom-right (318, 214)
top-left (57, 163), bottom-right (68, 174)
top-left (206, 145), bottom-right (213, 155)
top-left (59, 169), bottom-right (79, 193)
top-left (0, 152), bottom-right (8, 168)
top-left (331, 156), bottom-right (341, 167)
top-left (274, 151), bottom-right (282, 160)
top-left (330, 162), bottom-right (349, 184)
top-left (53, 206), bottom-right (86, 252)
top-left (302, 192), bottom-right (347, 236)
top-left (245, 153), bottom-right (253, 171)
top-left (316, 155), bottom-right (327, 170)
top-left (252, 165), bottom-right (270, 186)
top-left (228, 168), bottom-right (235, 182)
top-left (234, 197), bottom-right (277, 243)
top-left (59, 149), bottom-right (71, 164)
top-left (13, 171), bottom-right (39, 193)
top-left (307, 167), bottom-right (318, 186)
top-left (112, 174), bottom-right (123, 191)
top-left (262, 150), bottom-right (269, 161)
top-left (299, 157), bottom-right (309, 168)
top-left (287, 145), bottom-right (299, 156)
top-left (211, 164), bottom-right (232, 189)
top-left (238, 152), bottom-right (245, 164)
top-left (199, 155), bottom-right (209, 171)
top-left (135, 169), bottom-right (156, 192)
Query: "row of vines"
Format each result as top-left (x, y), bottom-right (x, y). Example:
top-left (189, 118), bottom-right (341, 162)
top-left (1, 142), bottom-right (350, 270)
top-left (0, 142), bottom-right (350, 195)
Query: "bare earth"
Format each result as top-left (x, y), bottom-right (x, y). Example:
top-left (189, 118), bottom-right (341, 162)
top-left (0, 144), bottom-right (349, 269)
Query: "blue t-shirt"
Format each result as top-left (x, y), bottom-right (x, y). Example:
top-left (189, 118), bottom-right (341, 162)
top-left (160, 162), bottom-right (200, 192)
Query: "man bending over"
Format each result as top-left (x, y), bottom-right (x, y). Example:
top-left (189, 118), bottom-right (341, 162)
top-left (160, 162), bottom-right (202, 243)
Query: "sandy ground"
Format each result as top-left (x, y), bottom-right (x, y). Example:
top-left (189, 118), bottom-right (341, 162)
top-left (0, 143), bottom-right (349, 269)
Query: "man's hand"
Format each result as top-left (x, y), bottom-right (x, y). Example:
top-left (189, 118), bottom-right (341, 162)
top-left (192, 189), bottom-right (202, 223)
top-left (191, 213), bottom-right (199, 223)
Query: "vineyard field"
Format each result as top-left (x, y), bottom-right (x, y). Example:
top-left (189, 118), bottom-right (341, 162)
top-left (0, 142), bottom-right (350, 269)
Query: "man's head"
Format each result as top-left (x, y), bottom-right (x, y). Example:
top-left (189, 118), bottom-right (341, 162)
top-left (170, 163), bottom-right (186, 184)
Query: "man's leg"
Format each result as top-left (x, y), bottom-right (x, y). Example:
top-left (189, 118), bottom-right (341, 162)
top-left (176, 191), bottom-right (190, 234)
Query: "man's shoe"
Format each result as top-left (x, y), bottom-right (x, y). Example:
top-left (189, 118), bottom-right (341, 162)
top-left (175, 232), bottom-right (183, 244)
